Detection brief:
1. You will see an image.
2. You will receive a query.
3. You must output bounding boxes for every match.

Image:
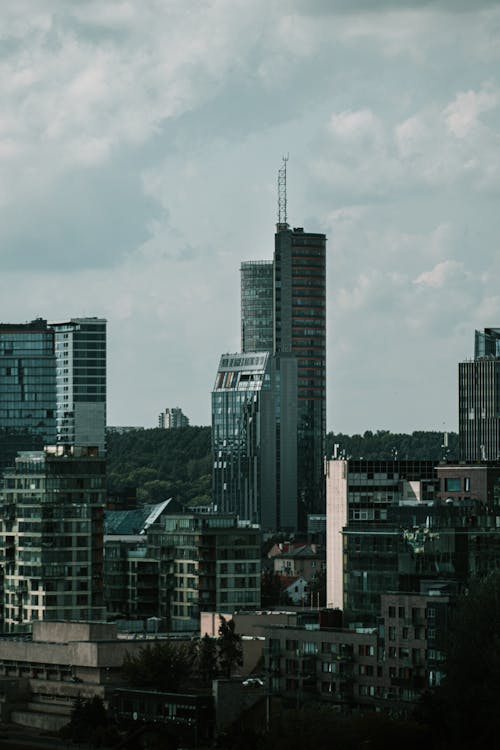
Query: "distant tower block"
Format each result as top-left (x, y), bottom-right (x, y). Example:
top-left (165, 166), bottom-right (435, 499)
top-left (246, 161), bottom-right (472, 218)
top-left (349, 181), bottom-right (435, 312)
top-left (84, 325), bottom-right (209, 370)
top-left (158, 407), bottom-right (189, 429)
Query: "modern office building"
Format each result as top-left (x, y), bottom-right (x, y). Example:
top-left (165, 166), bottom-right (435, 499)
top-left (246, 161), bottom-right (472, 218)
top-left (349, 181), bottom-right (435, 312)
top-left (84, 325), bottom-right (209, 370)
top-left (239, 226), bottom-right (327, 517)
top-left (158, 407), bottom-right (189, 429)
top-left (212, 351), bottom-right (297, 530)
top-left (213, 170), bottom-right (327, 531)
top-left (0, 317), bottom-right (106, 466)
top-left (51, 318), bottom-right (106, 453)
top-left (0, 319), bottom-right (57, 469)
top-left (326, 457), bottom-right (500, 625)
top-left (459, 327), bottom-right (500, 461)
top-left (326, 459), bottom-right (438, 622)
top-left (0, 445), bottom-right (106, 631)
top-left (274, 225), bottom-right (327, 518)
top-left (240, 261), bottom-right (274, 353)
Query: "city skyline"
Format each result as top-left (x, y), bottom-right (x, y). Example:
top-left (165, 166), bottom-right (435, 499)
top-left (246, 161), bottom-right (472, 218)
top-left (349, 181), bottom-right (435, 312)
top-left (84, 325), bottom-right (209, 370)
top-left (1, 2), bottom-right (500, 432)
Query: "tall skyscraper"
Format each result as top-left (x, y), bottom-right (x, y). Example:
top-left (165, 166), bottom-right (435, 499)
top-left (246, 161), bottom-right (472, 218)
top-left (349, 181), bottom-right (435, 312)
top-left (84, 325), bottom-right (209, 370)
top-left (212, 165), bottom-right (327, 530)
top-left (274, 224), bottom-right (327, 519)
top-left (459, 328), bottom-right (500, 461)
top-left (240, 261), bottom-right (274, 353)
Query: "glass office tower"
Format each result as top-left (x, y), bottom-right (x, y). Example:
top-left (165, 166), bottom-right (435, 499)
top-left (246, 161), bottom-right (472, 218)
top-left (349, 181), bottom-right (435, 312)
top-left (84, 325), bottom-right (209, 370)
top-left (0, 319), bottom-right (57, 469)
top-left (274, 225), bottom-right (327, 520)
top-left (212, 351), bottom-right (297, 531)
top-left (240, 261), bottom-right (274, 353)
top-left (460, 328), bottom-right (500, 461)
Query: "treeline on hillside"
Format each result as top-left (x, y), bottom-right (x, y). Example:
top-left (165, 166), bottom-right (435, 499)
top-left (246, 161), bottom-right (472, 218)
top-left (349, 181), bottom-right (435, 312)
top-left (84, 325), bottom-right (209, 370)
top-left (327, 430), bottom-right (458, 461)
top-left (106, 426), bottom-right (212, 506)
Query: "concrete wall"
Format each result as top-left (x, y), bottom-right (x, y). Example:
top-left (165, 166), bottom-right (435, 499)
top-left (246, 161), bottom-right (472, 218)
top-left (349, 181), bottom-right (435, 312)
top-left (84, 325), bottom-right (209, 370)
top-left (33, 620), bottom-right (117, 643)
top-left (326, 460), bottom-right (348, 610)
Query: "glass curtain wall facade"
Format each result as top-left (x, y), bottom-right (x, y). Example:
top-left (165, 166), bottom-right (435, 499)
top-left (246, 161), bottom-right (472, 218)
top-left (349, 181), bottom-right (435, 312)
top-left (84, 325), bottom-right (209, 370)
top-left (0, 320), bottom-right (56, 469)
top-left (212, 352), bottom-right (298, 530)
top-left (460, 328), bottom-right (500, 461)
top-left (52, 318), bottom-right (106, 452)
top-left (212, 352), bottom-right (272, 524)
top-left (240, 261), bottom-right (274, 353)
top-left (274, 226), bottom-right (327, 520)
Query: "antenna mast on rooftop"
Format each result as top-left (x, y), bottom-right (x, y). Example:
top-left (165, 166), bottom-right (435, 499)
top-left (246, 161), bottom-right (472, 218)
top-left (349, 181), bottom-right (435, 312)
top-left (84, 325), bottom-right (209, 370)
top-left (277, 154), bottom-right (289, 226)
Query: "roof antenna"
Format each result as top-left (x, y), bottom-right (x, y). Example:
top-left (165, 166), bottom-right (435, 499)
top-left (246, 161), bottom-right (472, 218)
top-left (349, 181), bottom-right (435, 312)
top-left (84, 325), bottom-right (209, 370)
top-left (277, 154), bottom-right (289, 228)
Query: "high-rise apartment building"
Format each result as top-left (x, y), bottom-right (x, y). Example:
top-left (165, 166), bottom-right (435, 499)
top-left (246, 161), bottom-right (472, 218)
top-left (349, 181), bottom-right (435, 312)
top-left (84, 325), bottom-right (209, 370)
top-left (158, 407), bottom-right (189, 429)
top-left (240, 261), bottom-right (274, 353)
top-left (212, 351), bottom-right (297, 530)
top-left (459, 328), bottom-right (500, 461)
top-left (52, 318), bottom-right (106, 453)
top-left (0, 445), bottom-right (106, 631)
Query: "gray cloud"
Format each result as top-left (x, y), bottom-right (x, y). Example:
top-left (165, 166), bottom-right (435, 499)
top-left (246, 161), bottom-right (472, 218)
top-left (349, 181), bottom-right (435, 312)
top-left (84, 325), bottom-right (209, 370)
top-left (294, 0), bottom-right (499, 14)
top-left (0, 0), bottom-right (499, 431)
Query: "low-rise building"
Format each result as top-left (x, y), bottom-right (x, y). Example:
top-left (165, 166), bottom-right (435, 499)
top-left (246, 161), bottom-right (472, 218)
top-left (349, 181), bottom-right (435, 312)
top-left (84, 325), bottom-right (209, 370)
top-left (0, 620), bottom-right (151, 731)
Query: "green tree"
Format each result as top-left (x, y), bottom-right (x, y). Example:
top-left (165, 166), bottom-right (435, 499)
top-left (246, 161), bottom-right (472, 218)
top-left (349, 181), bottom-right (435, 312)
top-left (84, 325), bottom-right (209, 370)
top-left (107, 426), bottom-right (212, 506)
top-left (427, 572), bottom-right (500, 748)
top-left (61, 694), bottom-right (117, 748)
top-left (122, 640), bottom-right (194, 692)
top-left (197, 633), bottom-right (219, 683)
top-left (217, 616), bottom-right (243, 678)
top-left (260, 570), bottom-right (283, 608)
top-left (259, 705), bottom-right (432, 750)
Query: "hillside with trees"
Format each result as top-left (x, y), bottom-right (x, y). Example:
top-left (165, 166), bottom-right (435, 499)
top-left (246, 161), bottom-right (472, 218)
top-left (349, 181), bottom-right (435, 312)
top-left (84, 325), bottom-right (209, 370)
top-left (106, 426), bottom-right (212, 506)
top-left (106, 427), bottom-right (459, 507)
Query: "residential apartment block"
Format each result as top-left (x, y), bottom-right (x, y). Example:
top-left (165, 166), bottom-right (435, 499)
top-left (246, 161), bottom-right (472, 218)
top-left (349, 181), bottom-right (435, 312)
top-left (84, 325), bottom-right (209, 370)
top-left (0, 445), bottom-right (106, 631)
top-left (105, 507), bottom-right (261, 632)
top-left (262, 586), bottom-right (450, 711)
top-left (158, 407), bottom-right (189, 429)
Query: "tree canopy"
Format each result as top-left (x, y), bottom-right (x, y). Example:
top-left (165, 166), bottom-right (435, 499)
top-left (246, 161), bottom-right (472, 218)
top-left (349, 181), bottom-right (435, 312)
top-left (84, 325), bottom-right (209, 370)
top-left (217, 616), bottom-right (243, 678)
top-left (327, 430), bottom-right (458, 461)
top-left (122, 641), bottom-right (195, 692)
top-left (424, 571), bottom-right (500, 749)
top-left (107, 426), bottom-right (211, 506)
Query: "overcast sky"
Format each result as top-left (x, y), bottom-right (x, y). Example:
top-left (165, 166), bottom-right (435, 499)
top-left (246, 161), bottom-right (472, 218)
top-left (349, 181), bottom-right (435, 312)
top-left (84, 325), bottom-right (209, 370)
top-left (1, 0), bottom-right (499, 433)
